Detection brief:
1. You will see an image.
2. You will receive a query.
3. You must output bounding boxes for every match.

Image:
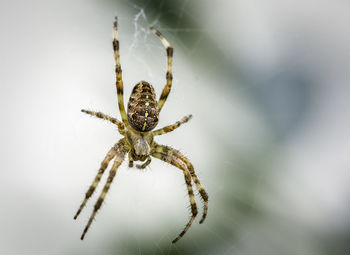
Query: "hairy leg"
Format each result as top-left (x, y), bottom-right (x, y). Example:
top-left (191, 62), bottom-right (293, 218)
top-left (150, 27), bottom-right (173, 112)
top-left (172, 150), bottom-right (208, 224)
top-left (153, 143), bottom-right (208, 223)
top-left (74, 146), bottom-right (118, 220)
top-left (81, 109), bottom-right (125, 134)
top-left (113, 17), bottom-right (128, 124)
top-left (152, 115), bottom-right (192, 136)
top-left (80, 139), bottom-right (129, 240)
top-left (152, 151), bottom-right (198, 243)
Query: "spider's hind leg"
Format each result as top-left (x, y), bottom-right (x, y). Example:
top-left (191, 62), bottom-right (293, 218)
top-left (81, 109), bottom-right (125, 134)
top-left (152, 114), bottom-right (192, 136)
top-left (113, 17), bottom-right (128, 125)
top-left (150, 27), bottom-right (173, 112)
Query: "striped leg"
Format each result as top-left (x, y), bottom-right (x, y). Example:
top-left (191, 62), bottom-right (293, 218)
top-left (171, 150), bottom-right (208, 224)
top-left (150, 27), bottom-right (173, 112)
top-left (74, 146), bottom-right (118, 220)
top-left (152, 114), bottom-right (192, 136)
top-left (153, 144), bottom-right (208, 224)
top-left (81, 109), bottom-right (125, 134)
top-left (152, 149), bottom-right (198, 243)
top-left (113, 17), bottom-right (128, 124)
top-left (80, 139), bottom-right (129, 240)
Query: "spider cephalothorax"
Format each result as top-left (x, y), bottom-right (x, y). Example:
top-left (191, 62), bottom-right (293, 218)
top-left (74, 17), bottom-right (208, 244)
top-left (126, 127), bottom-right (153, 159)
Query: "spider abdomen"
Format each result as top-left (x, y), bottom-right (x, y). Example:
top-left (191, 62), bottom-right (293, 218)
top-left (127, 81), bottom-right (159, 132)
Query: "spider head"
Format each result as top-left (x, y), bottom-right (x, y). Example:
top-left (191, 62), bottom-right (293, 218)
top-left (127, 81), bottom-right (159, 132)
top-left (134, 136), bottom-right (151, 156)
top-left (126, 130), bottom-right (153, 158)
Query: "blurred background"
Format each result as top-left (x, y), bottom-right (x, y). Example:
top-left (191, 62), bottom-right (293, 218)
top-left (1, 0), bottom-right (350, 254)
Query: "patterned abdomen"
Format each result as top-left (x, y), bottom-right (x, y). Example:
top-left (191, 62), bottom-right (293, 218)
top-left (127, 81), bottom-right (159, 132)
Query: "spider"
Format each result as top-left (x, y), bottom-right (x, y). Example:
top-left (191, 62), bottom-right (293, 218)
top-left (74, 17), bottom-right (208, 244)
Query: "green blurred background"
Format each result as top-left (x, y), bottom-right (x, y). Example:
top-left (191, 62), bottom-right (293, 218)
top-left (1, 0), bottom-right (350, 254)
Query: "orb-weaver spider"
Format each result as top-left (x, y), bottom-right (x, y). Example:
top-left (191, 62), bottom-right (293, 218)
top-left (74, 17), bottom-right (208, 243)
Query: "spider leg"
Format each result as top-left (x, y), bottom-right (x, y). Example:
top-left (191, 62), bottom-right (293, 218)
top-left (74, 146), bottom-right (118, 220)
top-left (151, 150), bottom-right (198, 243)
top-left (80, 139), bottom-right (129, 240)
top-left (172, 150), bottom-right (208, 224)
top-left (81, 109), bottom-right (125, 134)
top-left (150, 27), bottom-right (173, 112)
top-left (153, 144), bottom-right (208, 224)
top-left (113, 17), bottom-right (128, 125)
top-left (152, 114), bottom-right (192, 136)
top-left (136, 156), bottom-right (152, 169)
top-left (128, 151), bottom-right (135, 168)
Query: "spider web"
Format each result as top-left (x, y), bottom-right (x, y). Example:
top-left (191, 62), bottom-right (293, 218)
top-left (1, 0), bottom-right (349, 255)
top-left (100, 2), bottom-right (350, 255)
top-left (93, 3), bottom-right (283, 255)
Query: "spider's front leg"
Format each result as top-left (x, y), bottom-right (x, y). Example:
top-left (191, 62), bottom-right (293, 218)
top-left (79, 138), bottom-right (129, 240)
top-left (153, 144), bottom-right (209, 224)
top-left (74, 146), bottom-right (118, 219)
top-left (152, 147), bottom-right (198, 243)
